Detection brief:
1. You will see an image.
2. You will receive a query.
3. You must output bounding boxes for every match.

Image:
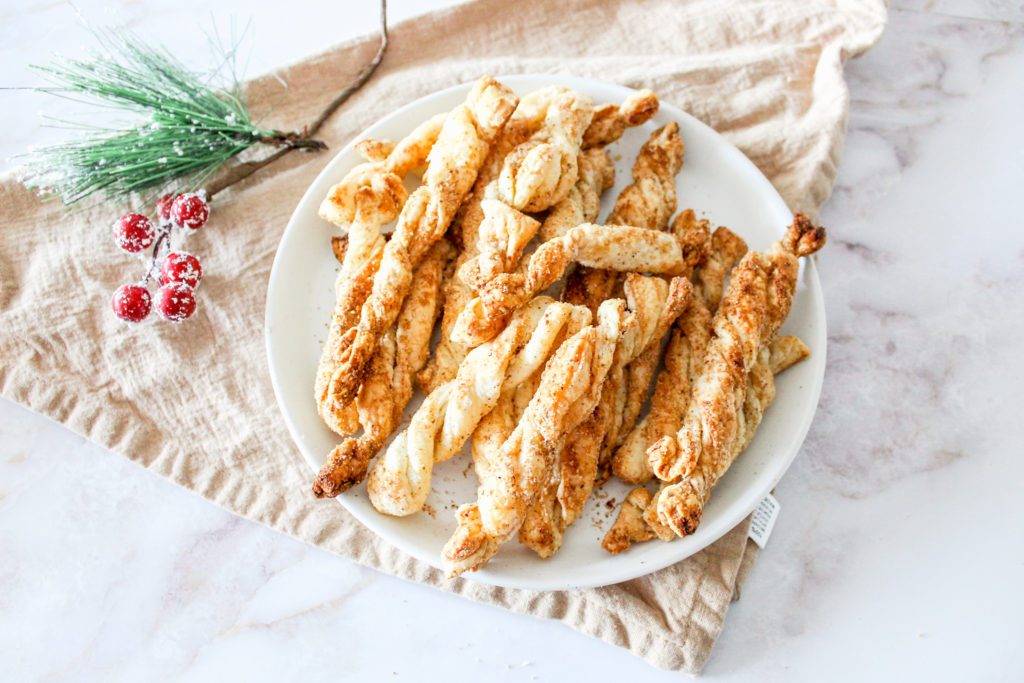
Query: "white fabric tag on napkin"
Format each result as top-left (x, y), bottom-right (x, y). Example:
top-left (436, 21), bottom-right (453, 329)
top-left (748, 494), bottom-right (781, 549)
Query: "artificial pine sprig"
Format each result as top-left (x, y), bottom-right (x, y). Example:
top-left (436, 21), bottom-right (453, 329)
top-left (19, 29), bottom-right (320, 204)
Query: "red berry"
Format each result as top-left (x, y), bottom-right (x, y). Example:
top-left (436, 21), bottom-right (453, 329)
top-left (111, 283), bottom-right (152, 323)
top-left (161, 252), bottom-right (203, 288)
top-left (155, 282), bottom-right (197, 322)
top-left (156, 194), bottom-right (176, 221)
top-left (113, 213), bottom-right (156, 253)
top-left (170, 193), bottom-right (209, 230)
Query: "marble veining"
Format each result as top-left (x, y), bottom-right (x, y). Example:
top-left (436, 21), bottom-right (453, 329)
top-left (1, 1), bottom-right (1022, 681)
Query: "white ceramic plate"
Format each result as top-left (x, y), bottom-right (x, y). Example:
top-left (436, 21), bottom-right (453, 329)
top-left (266, 75), bottom-right (826, 590)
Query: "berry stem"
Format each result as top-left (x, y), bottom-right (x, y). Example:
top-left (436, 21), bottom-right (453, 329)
top-left (143, 221), bottom-right (173, 285)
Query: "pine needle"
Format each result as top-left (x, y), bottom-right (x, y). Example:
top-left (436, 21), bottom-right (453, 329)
top-left (17, 28), bottom-right (278, 204)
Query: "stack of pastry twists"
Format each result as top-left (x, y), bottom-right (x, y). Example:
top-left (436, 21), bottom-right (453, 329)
top-left (513, 124), bottom-right (687, 558)
top-left (601, 215), bottom-right (821, 551)
top-left (325, 76), bottom-right (519, 411)
top-left (420, 89), bottom-right (653, 393)
top-left (312, 239), bottom-right (452, 497)
top-left (309, 78), bottom-right (828, 571)
top-left (519, 275), bottom-right (692, 557)
top-left (601, 333), bottom-right (810, 553)
top-left (312, 75), bottom-right (517, 495)
top-left (601, 217), bottom-right (823, 552)
top-left (647, 215), bottom-right (825, 537)
top-left (314, 114), bottom-right (450, 436)
top-left (366, 296), bottom-right (589, 516)
top-left (612, 218), bottom-right (748, 485)
top-left (443, 300), bottom-right (625, 575)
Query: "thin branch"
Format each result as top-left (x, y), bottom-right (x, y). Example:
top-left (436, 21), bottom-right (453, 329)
top-left (206, 0), bottom-right (388, 198)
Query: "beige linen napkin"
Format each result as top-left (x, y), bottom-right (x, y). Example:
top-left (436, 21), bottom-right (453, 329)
top-left (0, 0), bottom-right (884, 674)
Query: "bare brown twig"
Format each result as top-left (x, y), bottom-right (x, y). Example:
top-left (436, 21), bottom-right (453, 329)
top-left (206, 0), bottom-right (389, 198)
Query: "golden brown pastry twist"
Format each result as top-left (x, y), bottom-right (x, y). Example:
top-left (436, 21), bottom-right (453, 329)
top-left (581, 89), bottom-right (659, 149)
top-left (315, 183), bottom-right (407, 436)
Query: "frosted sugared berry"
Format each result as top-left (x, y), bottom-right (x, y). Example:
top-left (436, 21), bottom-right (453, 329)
top-left (170, 193), bottom-right (209, 230)
top-left (155, 282), bottom-right (197, 322)
top-left (113, 213), bottom-right (156, 253)
top-left (111, 283), bottom-right (152, 323)
top-left (156, 194), bottom-right (176, 221)
top-left (161, 251), bottom-right (202, 288)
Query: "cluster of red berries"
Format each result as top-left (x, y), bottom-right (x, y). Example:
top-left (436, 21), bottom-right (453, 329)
top-left (110, 192), bottom-right (209, 324)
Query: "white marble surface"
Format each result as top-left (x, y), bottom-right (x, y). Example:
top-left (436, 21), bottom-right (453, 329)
top-left (2, 1), bottom-right (1023, 680)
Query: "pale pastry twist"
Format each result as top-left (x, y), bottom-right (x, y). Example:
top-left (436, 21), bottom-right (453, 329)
top-left (498, 91), bottom-right (594, 212)
top-left (649, 215), bottom-right (826, 536)
top-left (452, 223), bottom-right (685, 347)
top-left (366, 297), bottom-right (589, 515)
top-left (325, 76), bottom-right (519, 408)
top-left (444, 300), bottom-right (625, 575)
top-left (603, 335), bottom-right (810, 553)
top-left (311, 240), bottom-right (452, 497)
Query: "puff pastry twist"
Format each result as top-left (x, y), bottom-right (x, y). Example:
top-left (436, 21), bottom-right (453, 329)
top-left (498, 91), bottom-right (594, 213)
